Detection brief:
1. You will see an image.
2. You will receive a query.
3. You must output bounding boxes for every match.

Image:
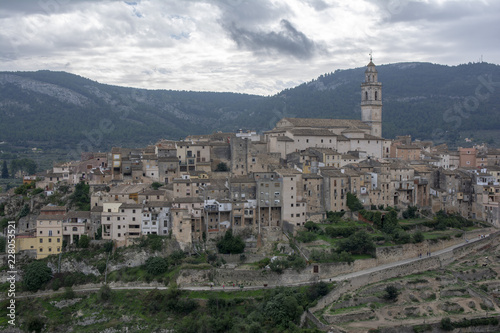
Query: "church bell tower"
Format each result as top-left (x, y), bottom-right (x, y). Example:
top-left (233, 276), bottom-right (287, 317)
top-left (361, 54), bottom-right (382, 137)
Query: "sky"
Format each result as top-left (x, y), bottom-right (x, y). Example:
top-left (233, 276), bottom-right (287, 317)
top-left (0, 0), bottom-right (499, 96)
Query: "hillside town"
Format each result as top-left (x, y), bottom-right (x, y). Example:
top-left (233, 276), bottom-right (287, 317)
top-left (9, 60), bottom-right (500, 259)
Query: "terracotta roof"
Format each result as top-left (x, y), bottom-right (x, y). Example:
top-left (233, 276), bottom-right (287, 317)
top-left (276, 136), bottom-right (294, 142)
top-left (66, 211), bottom-right (91, 219)
top-left (173, 197), bottom-right (204, 203)
top-left (120, 203), bottom-right (144, 209)
top-left (145, 201), bottom-right (171, 207)
top-left (280, 117), bottom-right (370, 129)
top-left (141, 190), bottom-right (165, 196)
top-left (290, 128), bottom-right (336, 136)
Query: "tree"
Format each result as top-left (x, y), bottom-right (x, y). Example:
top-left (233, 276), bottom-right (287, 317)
top-left (215, 162), bottom-right (229, 172)
top-left (69, 181), bottom-right (90, 211)
top-left (304, 221), bottom-right (318, 231)
top-left (412, 231), bottom-right (425, 243)
top-left (440, 318), bottom-right (454, 331)
top-left (346, 192), bottom-right (364, 211)
top-left (151, 182), bottom-right (163, 190)
top-left (98, 284), bottom-right (113, 302)
top-left (216, 229), bottom-right (245, 254)
top-left (78, 235), bottom-right (90, 248)
top-left (264, 290), bottom-right (303, 328)
top-left (383, 285), bottom-right (399, 301)
top-left (24, 261), bottom-right (52, 291)
top-left (1, 161), bottom-right (8, 179)
top-left (337, 230), bottom-right (375, 256)
top-left (382, 210), bottom-right (400, 234)
top-left (145, 256), bottom-right (169, 275)
top-left (10, 158), bottom-right (37, 176)
top-left (372, 211), bottom-right (382, 229)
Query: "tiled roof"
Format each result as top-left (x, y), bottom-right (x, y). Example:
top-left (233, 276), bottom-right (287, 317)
top-left (290, 128), bottom-right (336, 136)
top-left (280, 117), bottom-right (370, 129)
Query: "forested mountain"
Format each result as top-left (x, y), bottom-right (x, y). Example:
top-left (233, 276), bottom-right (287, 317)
top-left (1, 61), bottom-right (499, 152)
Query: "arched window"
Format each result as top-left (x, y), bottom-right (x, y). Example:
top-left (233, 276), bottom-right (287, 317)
top-left (365, 91), bottom-right (368, 100)
top-left (375, 91), bottom-right (378, 100)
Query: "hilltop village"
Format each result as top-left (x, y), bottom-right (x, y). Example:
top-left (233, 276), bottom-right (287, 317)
top-left (10, 60), bottom-right (500, 259)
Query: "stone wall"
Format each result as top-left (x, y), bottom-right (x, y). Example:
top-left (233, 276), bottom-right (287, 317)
top-left (176, 268), bottom-right (213, 286)
top-left (375, 227), bottom-right (493, 265)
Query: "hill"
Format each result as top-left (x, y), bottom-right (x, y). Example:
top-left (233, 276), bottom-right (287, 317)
top-left (1, 62), bottom-right (499, 154)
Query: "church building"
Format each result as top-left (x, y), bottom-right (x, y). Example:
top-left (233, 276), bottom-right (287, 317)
top-left (265, 58), bottom-right (390, 159)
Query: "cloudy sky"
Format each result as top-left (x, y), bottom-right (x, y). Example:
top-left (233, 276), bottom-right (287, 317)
top-left (0, 0), bottom-right (499, 95)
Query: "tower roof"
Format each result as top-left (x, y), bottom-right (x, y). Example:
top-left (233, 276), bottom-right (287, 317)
top-left (365, 61), bottom-right (377, 72)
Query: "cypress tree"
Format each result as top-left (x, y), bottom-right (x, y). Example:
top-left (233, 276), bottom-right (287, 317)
top-left (1, 161), bottom-right (8, 179)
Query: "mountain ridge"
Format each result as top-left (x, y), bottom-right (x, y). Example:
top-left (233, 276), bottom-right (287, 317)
top-left (1, 61), bottom-right (499, 152)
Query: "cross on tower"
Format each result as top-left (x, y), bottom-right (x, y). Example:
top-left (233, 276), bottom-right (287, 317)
top-left (369, 50), bottom-right (372, 62)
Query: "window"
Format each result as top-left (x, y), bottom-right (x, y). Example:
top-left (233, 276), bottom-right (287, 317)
top-left (72, 227), bottom-right (77, 231)
top-left (40, 238), bottom-right (43, 243)
top-left (57, 238), bottom-right (60, 243)
top-left (48, 230), bottom-right (53, 236)
top-left (49, 238), bottom-right (52, 243)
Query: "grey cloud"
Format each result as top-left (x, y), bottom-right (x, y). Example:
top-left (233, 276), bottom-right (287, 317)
top-left (302, 0), bottom-right (332, 11)
top-left (227, 19), bottom-right (321, 59)
top-left (213, 0), bottom-right (291, 25)
top-left (376, 0), bottom-right (498, 24)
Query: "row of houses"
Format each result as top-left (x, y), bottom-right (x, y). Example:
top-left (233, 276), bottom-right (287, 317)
top-left (15, 145), bottom-right (500, 259)
top-left (11, 59), bottom-right (500, 258)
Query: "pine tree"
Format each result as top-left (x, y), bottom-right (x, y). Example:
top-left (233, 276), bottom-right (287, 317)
top-left (1, 161), bottom-right (9, 179)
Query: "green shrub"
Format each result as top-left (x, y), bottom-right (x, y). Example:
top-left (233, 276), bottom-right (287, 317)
top-left (96, 261), bottom-right (107, 274)
top-left (304, 221), bottom-right (318, 231)
top-left (78, 235), bottom-right (90, 248)
top-left (295, 230), bottom-right (317, 243)
top-left (412, 231), bottom-right (425, 243)
top-left (216, 229), bottom-right (245, 254)
top-left (26, 316), bottom-right (45, 333)
top-left (383, 285), bottom-right (399, 301)
top-left (63, 286), bottom-right (75, 299)
top-left (98, 284), bottom-right (113, 302)
top-left (269, 257), bottom-right (288, 274)
top-left (104, 241), bottom-right (113, 252)
top-left (23, 261), bottom-right (52, 292)
top-left (346, 192), bottom-right (364, 211)
top-left (145, 256), bottom-right (169, 275)
top-left (336, 230), bottom-right (375, 256)
top-left (440, 318), bottom-right (453, 331)
top-left (257, 257), bottom-right (271, 269)
top-left (413, 324), bottom-right (432, 333)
